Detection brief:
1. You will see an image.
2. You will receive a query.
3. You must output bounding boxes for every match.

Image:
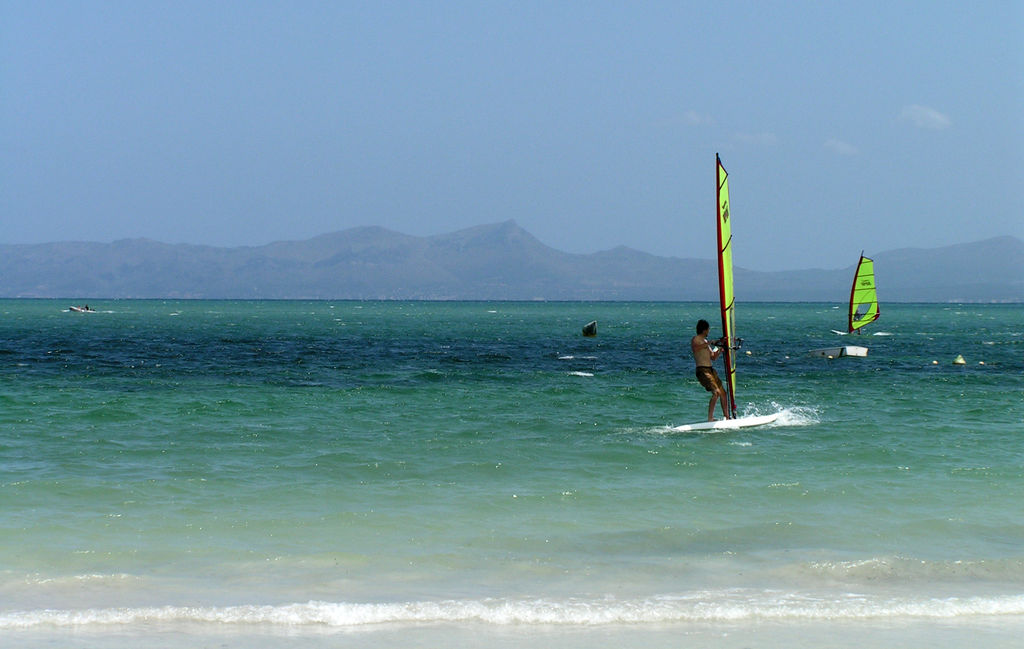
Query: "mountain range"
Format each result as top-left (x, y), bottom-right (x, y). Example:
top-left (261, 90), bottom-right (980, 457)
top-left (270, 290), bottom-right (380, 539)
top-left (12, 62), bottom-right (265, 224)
top-left (1, 221), bottom-right (1021, 302)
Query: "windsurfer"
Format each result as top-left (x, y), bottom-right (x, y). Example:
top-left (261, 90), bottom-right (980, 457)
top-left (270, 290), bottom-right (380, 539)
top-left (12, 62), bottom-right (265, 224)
top-left (691, 319), bottom-right (730, 421)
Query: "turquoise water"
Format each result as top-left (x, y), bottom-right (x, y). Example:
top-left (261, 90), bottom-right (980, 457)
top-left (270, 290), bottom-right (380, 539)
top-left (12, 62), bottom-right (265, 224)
top-left (1, 300), bottom-right (1022, 646)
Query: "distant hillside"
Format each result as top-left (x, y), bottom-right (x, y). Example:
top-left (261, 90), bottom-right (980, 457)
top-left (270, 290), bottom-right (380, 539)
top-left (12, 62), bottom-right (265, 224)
top-left (1, 222), bottom-right (1021, 302)
top-left (740, 236), bottom-right (1024, 302)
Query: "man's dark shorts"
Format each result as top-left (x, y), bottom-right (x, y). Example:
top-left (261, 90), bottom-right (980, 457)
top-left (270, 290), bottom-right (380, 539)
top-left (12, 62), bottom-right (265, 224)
top-left (695, 366), bottom-right (724, 393)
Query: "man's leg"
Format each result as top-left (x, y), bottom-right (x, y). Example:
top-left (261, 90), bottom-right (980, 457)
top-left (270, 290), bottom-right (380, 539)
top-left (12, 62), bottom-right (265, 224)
top-left (717, 387), bottom-right (730, 420)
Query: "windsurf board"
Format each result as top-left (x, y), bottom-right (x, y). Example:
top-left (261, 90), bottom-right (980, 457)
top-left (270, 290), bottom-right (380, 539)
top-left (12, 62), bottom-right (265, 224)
top-left (670, 412), bottom-right (780, 433)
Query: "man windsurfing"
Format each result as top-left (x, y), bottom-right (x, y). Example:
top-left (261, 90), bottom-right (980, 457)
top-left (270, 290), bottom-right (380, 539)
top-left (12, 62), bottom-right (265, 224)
top-left (691, 319), bottom-right (730, 421)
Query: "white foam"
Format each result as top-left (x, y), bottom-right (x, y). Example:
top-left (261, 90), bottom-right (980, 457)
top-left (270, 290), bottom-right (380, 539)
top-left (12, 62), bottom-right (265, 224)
top-left (735, 404), bottom-right (819, 428)
top-left (764, 404), bottom-right (820, 427)
top-left (567, 371), bottom-right (594, 377)
top-left (3, 592), bottom-right (1023, 629)
top-left (804, 557), bottom-right (1024, 582)
top-left (22, 573), bottom-right (137, 586)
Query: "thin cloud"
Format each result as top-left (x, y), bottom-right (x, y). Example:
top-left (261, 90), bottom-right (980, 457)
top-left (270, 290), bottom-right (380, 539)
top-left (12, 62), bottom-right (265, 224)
top-left (734, 132), bottom-right (778, 146)
top-left (900, 105), bottom-right (952, 130)
top-left (652, 110), bottom-right (713, 130)
top-left (825, 138), bottom-right (859, 156)
top-left (683, 110), bottom-right (714, 126)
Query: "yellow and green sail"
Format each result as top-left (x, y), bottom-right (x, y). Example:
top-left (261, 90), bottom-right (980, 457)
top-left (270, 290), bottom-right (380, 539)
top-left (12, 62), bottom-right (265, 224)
top-left (716, 154), bottom-right (737, 417)
top-left (848, 254), bottom-right (880, 333)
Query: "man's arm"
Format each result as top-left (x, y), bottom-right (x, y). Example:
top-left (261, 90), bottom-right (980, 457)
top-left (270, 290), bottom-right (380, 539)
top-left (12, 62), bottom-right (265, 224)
top-left (709, 344), bottom-right (722, 361)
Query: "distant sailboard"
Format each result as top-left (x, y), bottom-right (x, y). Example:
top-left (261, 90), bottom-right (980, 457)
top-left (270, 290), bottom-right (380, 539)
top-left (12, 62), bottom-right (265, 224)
top-left (810, 253), bottom-right (880, 358)
top-left (674, 155), bottom-right (778, 431)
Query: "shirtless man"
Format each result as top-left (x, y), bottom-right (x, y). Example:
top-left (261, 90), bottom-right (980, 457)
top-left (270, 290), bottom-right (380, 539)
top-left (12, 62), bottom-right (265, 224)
top-left (690, 319), bottom-right (730, 421)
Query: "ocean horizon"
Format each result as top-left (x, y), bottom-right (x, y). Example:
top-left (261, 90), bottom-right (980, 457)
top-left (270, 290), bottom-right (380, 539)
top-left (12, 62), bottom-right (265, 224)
top-left (2, 299), bottom-right (1021, 647)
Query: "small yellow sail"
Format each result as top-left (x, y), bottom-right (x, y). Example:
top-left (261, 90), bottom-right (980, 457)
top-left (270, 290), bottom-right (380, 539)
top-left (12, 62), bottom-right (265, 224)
top-left (849, 254), bottom-right (880, 333)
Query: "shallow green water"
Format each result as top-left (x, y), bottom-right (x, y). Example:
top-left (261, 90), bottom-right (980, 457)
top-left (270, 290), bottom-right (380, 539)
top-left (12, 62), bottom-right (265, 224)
top-left (0, 300), bottom-right (1021, 637)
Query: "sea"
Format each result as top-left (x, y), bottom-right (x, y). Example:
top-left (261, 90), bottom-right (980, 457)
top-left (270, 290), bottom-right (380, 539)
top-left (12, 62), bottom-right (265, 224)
top-left (1, 299), bottom-right (1021, 648)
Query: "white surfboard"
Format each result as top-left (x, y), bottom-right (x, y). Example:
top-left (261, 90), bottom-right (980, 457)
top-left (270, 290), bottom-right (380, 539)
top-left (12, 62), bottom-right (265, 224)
top-left (670, 412), bottom-right (780, 433)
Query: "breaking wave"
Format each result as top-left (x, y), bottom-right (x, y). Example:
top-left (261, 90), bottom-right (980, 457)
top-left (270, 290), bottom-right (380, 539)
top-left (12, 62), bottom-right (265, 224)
top-left (4, 591), bottom-right (1023, 629)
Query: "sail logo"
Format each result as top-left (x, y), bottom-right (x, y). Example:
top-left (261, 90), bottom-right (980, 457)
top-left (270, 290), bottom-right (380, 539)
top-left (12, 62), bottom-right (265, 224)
top-left (721, 200), bottom-right (729, 222)
top-left (859, 278), bottom-right (872, 287)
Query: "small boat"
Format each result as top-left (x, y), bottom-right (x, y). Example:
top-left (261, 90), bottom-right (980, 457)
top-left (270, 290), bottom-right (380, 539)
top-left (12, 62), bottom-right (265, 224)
top-left (68, 305), bottom-right (95, 313)
top-left (810, 253), bottom-right (880, 357)
top-left (809, 345), bottom-right (868, 358)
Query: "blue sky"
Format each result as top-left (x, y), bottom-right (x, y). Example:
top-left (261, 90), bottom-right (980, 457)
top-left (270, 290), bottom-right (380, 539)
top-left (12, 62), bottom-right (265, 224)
top-left (2, 1), bottom-right (1021, 270)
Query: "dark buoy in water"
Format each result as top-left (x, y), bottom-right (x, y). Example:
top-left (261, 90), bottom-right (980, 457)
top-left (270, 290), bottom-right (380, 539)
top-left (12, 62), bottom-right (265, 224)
top-left (582, 321), bottom-right (597, 337)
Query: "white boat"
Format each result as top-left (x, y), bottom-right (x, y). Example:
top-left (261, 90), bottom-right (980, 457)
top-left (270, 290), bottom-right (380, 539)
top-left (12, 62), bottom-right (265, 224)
top-left (809, 345), bottom-right (868, 358)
